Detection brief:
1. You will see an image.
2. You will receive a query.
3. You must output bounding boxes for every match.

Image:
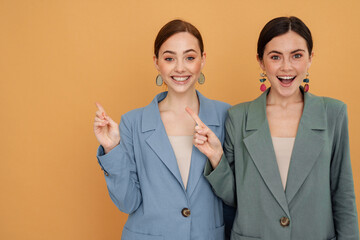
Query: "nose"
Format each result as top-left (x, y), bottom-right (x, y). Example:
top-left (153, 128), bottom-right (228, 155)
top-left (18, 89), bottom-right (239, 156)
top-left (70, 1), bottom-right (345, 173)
top-left (281, 57), bottom-right (292, 71)
top-left (174, 60), bottom-right (185, 73)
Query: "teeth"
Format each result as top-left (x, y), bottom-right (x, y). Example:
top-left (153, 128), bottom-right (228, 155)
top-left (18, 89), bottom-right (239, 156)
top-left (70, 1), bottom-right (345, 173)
top-left (173, 76), bottom-right (189, 81)
top-left (278, 76), bottom-right (294, 80)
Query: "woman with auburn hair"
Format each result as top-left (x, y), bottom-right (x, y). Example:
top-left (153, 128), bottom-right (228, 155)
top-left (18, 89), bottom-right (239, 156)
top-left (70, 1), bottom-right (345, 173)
top-left (94, 19), bottom-right (231, 239)
top-left (193, 16), bottom-right (359, 239)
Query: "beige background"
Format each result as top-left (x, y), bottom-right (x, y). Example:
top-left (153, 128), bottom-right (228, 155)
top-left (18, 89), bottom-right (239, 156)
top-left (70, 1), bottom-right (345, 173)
top-left (1, 0), bottom-right (359, 239)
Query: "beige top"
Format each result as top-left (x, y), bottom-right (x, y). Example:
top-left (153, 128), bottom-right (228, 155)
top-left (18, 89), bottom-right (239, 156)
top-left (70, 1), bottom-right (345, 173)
top-left (168, 136), bottom-right (193, 189)
top-left (272, 137), bottom-right (295, 190)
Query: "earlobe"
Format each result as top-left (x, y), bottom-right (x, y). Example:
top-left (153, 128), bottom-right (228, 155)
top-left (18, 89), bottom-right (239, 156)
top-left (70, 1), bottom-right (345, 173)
top-left (201, 52), bottom-right (206, 69)
top-left (309, 51), bottom-right (314, 62)
top-left (257, 55), bottom-right (265, 71)
top-left (308, 51), bottom-right (314, 68)
top-left (260, 62), bottom-right (265, 71)
top-left (202, 52), bottom-right (207, 59)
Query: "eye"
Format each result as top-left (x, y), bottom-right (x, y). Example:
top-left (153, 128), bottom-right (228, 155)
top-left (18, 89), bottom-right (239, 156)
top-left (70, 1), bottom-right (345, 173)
top-left (164, 57), bottom-right (173, 61)
top-left (186, 56), bottom-right (195, 61)
top-left (271, 55), bottom-right (280, 60)
top-left (293, 53), bottom-right (302, 59)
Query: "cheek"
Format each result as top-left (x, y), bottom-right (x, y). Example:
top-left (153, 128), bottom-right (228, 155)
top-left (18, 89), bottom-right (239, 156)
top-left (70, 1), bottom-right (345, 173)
top-left (296, 61), bottom-right (310, 73)
top-left (262, 60), bottom-right (277, 73)
top-left (157, 62), bottom-right (171, 74)
top-left (264, 64), bottom-right (278, 75)
top-left (190, 61), bottom-right (203, 72)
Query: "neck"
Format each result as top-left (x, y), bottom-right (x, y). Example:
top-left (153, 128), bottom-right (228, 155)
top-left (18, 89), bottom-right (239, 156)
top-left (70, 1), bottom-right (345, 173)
top-left (160, 88), bottom-right (199, 113)
top-left (267, 88), bottom-right (303, 108)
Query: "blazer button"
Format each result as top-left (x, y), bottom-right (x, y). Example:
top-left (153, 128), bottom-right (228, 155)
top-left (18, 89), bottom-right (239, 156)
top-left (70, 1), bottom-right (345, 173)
top-left (181, 208), bottom-right (191, 217)
top-left (280, 217), bottom-right (290, 227)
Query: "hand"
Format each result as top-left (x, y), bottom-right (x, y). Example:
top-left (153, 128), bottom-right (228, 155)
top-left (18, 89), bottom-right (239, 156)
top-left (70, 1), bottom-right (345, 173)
top-left (185, 107), bottom-right (223, 169)
top-left (93, 103), bottom-right (120, 154)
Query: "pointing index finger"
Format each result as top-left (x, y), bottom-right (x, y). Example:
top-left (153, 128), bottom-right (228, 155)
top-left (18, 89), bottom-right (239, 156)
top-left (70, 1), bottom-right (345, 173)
top-left (185, 107), bottom-right (205, 127)
top-left (95, 102), bottom-right (107, 119)
top-left (95, 102), bottom-right (106, 113)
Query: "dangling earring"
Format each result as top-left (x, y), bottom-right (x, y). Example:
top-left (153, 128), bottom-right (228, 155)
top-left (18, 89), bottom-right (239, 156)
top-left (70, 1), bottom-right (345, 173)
top-left (259, 73), bottom-right (267, 92)
top-left (303, 73), bottom-right (310, 92)
top-left (198, 72), bottom-right (205, 84)
top-left (156, 74), bottom-right (163, 86)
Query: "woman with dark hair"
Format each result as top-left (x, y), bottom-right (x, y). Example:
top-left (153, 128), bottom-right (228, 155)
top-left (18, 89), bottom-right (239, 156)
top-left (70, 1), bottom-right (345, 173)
top-left (193, 16), bottom-right (359, 239)
top-left (94, 19), bottom-right (230, 239)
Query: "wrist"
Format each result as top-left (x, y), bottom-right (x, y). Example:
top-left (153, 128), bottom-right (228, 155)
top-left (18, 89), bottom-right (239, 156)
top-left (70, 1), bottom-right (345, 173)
top-left (104, 142), bottom-right (119, 154)
top-left (209, 150), bottom-right (223, 169)
top-left (104, 146), bottom-right (113, 154)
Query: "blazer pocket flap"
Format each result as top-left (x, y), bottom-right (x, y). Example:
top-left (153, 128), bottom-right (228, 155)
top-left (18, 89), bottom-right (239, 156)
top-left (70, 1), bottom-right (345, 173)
top-left (210, 225), bottom-right (225, 240)
top-left (231, 230), bottom-right (261, 240)
top-left (122, 227), bottom-right (164, 240)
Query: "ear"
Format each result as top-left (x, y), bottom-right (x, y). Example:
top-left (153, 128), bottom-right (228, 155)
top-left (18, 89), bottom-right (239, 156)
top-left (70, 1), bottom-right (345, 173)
top-left (256, 54), bottom-right (266, 71)
top-left (153, 55), bottom-right (160, 71)
top-left (200, 52), bottom-right (206, 70)
top-left (307, 51), bottom-right (314, 69)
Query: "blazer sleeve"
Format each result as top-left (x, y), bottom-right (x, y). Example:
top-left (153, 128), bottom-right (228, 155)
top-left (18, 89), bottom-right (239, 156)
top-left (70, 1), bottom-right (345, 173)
top-left (330, 104), bottom-right (359, 239)
top-left (204, 110), bottom-right (236, 207)
top-left (97, 115), bottom-right (142, 214)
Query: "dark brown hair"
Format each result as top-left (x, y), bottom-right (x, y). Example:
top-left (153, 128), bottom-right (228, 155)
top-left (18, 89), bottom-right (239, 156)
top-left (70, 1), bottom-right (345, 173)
top-left (154, 19), bottom-right (204, 58)
top-left (257, 16), bottom-right (313, 60)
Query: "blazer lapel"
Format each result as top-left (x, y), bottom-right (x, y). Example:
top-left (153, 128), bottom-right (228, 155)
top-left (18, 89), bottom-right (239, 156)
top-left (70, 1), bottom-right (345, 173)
top-left (285, 91), bottom-right (327, 203)
top-left (143, 92), bottom-right (184, 189)
top-left (186, 91), bottom-right (221, 197)
top-left (243, 90), bottom-right (290, 217)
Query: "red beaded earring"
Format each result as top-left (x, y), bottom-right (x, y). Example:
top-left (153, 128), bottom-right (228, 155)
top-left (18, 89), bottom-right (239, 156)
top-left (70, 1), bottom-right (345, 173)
top-left (303, 73), bottom-right (310, 92)
top-left (260, 73), bottom-right (267, 92)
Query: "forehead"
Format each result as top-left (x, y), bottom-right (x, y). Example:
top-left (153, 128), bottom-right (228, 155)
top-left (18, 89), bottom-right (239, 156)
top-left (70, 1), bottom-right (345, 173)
top-left (264, 31), bottom-right (308, 53)
top-left (159, 32), bottom-right (200, 53)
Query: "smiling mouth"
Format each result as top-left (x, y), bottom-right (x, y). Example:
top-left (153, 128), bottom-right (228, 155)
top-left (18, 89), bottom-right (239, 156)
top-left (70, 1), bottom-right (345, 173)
top-left (277, 76), bottom-right (296, 85)
top-left (172, 76), bottom-right (190, 82)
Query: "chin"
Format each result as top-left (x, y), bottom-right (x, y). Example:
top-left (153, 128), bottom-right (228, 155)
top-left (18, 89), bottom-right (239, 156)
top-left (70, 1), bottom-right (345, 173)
top-left (168, 84), bottom-right (196, 94)
top-left (277, 87), bottom-right (301, 98)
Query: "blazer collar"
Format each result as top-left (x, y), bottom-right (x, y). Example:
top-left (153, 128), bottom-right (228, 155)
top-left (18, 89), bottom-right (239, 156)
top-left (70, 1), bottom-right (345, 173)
top-left (243, 87), bottom-right (327, 215)
top-left (142, 90), bottom-right (220, 132)
top-left (246, 87), bottom-right (327, 131)
top-left (141, 90), bottom-right (219, 196)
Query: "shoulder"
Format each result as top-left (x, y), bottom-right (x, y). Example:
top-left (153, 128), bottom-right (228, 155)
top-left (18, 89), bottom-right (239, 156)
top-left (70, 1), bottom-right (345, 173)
top-left (205, 99), bottom-right (231, 127)
top-left (227, 101), bottom-right (252, 119)
top-left (197, 91), bottom-right (230, 109)
top-left (211, 99), bottom-right (231, 112)
top-left (199, 92), bottom-right (231, 116)
top-left (121, 94), bottom-right (161, 122)
top-left (121, 107), bottom-right (144, 121)
top-left (322, 96), bottom-right (346, 114)
top-left (308, 92), bottom-right (347, 117)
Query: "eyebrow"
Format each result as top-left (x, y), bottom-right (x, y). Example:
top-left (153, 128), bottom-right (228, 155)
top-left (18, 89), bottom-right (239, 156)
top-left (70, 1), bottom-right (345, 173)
top-left (267, 49), bottom-right (306, 55)
top-left (162, 49), bottom-right (198, 55)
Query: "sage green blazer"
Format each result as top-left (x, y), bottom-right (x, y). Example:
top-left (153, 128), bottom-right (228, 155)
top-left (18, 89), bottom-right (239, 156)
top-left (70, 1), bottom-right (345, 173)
top-left (205, 88), bottom-right (359, 240)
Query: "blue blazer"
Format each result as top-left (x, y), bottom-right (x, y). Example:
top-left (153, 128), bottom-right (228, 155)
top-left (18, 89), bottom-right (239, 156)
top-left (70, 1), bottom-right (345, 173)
top-left (97, 91), bottom-right (230, 240)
